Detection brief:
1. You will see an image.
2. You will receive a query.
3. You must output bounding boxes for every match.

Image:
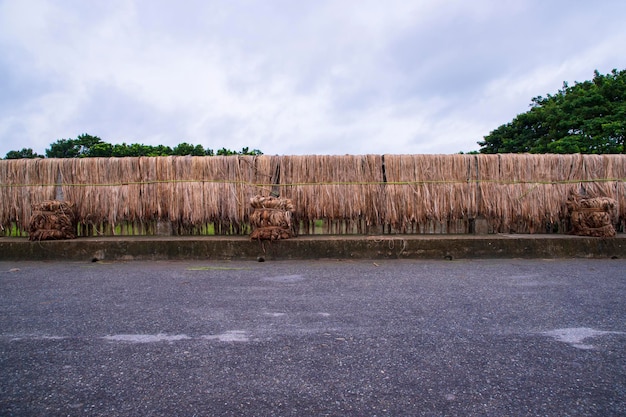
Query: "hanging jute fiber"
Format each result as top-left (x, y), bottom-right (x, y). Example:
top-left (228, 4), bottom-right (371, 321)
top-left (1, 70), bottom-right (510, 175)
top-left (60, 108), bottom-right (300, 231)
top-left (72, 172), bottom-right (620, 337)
top-left (249, 195), bottom-right (296, 240)
top-left (2, 155), bottom-right (625, 236)
top-left (28, 200), bottom-right (77, 241)
top-left (567, 191), bottom-right (617, 237)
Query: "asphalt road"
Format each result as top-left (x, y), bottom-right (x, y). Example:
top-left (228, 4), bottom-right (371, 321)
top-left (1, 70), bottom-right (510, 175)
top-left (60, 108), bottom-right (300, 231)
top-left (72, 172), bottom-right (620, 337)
top-left (1, 259), bottom-right (625, 417)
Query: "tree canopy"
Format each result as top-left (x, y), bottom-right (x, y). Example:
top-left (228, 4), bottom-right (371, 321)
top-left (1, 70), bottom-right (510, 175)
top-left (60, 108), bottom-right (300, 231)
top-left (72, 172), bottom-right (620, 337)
top-left (3, 148), bottom-right (44, 159)
top-left (478, 69), bottom-right (626, 154)
top-left (3, 134), bottom-right (262, 159)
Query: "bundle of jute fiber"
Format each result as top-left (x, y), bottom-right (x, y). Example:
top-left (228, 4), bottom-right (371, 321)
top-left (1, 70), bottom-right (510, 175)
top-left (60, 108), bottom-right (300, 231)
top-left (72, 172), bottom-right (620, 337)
top-left (567, 191), bottom-right (617, 237)
top-left (250, 226), bottom-right (294, 241)
top-left (28, 201), bottom-right (77, 241)
top-left (249, 195), bottom-right (296, 240)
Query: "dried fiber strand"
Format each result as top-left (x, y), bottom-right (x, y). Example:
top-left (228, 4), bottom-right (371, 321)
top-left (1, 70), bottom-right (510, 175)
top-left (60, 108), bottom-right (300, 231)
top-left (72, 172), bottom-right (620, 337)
top-left (28, 199), bottom-right (77, 240)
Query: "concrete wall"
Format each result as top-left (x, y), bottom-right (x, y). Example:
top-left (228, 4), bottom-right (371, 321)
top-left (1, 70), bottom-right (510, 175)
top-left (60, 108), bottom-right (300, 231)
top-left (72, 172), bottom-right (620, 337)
top-left (1, 235), bottom-right (624, 262)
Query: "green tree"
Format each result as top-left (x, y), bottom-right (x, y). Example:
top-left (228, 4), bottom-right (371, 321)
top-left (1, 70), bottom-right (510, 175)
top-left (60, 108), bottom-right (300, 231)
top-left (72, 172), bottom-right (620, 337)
top-left (4, 148), bottom-right (44, 159)
top-left (172, 142), bottom-right (206, 156)
top-left (45, 134), bottom-right (104, 158)
top-left (111, 143), bottom-right (154, 157)
top-left (478, 69), bottom-right (626, 154)
top-left (22, 135), bottom-right (262, 158)
top-left (85, 142), bottom-right (113, 157)
top-left (45, 138), bottom-right (81, 158)
top-left (239, 147), bottom-right (263, 155)
top-left (216, 147), bottom-right (236, 156)
top-left (76, 133), bottom-right (103, 155)
top-left (215, 147), bottom-right (263, 156)
top-left (147, 145), bottom-right (173, 156)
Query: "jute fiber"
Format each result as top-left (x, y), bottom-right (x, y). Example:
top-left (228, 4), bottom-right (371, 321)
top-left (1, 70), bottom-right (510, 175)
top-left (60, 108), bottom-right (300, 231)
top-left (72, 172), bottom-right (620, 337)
top-left (567, 191), bottom-right (617, 237)
top-left (28, 200), bottom-right (77, 241)
top-left (1, 155), bottom-right (625, 236)
top-left (249, 195), bottom-right (296, 240)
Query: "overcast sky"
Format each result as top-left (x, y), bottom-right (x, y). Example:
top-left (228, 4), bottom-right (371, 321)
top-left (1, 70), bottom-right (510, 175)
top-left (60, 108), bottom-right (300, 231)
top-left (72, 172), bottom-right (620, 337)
top-left (1, 0), bottom-right (625, 157)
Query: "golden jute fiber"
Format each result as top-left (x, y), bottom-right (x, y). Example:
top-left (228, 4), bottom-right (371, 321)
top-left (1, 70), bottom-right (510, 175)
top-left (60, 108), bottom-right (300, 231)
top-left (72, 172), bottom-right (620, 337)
top-left (1, 155), bottom-right (624, 235)
top-left (567, 191), bottom-right (617, 237)
top-left (28, 200), bottom-right (77, 241)
top-left (249, 195), bottom-right (296, 240)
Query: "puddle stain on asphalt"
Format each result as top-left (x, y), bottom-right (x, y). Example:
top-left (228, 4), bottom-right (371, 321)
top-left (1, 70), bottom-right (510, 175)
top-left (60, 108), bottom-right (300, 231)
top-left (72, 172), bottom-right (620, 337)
top-left (261, 275), bottom-right (305, 283)
top-left (103, 334), bottom-right (192, 343)
top-left (201, 330), bottom-right (249, 342)
top-left (541, 327), bottom-right (625, 350)
top-left (2, 334), bottom-right (67, 342)
top-left (103, 331), bottom-right (250, 343)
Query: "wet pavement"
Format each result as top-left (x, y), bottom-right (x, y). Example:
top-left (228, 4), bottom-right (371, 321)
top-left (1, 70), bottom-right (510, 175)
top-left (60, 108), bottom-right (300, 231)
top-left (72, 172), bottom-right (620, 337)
top-left (1, 259), bottom-right (625, 416)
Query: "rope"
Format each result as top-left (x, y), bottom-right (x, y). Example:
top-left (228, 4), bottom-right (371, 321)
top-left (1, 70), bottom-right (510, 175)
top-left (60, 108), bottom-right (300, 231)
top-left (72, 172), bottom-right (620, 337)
top-left (2, 178), bottom-right (625, 188)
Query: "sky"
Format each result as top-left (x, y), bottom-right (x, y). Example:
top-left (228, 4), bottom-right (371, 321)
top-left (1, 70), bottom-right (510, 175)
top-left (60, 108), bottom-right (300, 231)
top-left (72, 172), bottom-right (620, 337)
top-left (1, 0), bottom-right (625, 158)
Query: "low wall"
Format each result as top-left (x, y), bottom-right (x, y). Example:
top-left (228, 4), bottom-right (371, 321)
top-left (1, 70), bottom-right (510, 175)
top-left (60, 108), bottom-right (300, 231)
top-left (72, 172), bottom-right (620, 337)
top-left (1, 234), bottom-right (624, 261)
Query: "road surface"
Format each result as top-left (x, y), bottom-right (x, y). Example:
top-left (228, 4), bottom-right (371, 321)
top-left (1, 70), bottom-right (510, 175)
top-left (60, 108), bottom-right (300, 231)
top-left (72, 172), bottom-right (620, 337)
top-left (1, 259), bottom-right (625, 416)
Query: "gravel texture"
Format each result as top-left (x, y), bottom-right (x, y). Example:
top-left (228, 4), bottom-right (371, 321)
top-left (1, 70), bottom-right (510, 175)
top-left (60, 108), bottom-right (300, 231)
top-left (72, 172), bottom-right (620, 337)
top-left (1, 259), bottom-right (625, 416)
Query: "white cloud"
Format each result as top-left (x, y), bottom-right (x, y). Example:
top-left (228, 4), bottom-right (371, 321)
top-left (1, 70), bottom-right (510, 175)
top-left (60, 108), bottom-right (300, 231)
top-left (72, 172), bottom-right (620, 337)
top-left (1, 0), bottom-right (625, 157)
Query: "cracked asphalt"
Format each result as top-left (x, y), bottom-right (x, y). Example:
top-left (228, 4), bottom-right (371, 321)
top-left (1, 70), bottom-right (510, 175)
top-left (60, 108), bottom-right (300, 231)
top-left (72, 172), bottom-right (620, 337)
top-left (1, 258), bottom-right (625, 416)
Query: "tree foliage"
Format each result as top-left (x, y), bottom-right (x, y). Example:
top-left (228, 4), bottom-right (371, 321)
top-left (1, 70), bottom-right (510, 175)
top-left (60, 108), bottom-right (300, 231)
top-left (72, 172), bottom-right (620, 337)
top-left (478, 69), bottom-right (626, 154)
top-left (4, 134), bottom-right (262, 159)
top-left (45, 134), bottom-right (104, 158)
top-left (4, 148), bottom-right (44, 159)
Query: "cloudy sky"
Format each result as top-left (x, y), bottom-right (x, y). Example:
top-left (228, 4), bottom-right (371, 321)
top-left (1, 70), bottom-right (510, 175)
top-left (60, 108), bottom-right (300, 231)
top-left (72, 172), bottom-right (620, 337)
top-left (1, 0), bottom-right (625, 157)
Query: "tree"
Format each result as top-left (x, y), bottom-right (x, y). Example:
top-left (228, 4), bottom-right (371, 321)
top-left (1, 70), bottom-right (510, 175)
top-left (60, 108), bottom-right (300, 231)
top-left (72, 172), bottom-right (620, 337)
top-left (215, 147), bottom-right (263, 156)
top-left (4, 148), bottom-right (44, 159)
top-left (478, 69), bottom-right (626, 154)
top-left (45, 134), bottom-right (104, 158)
top-left (45, 138), bottom-right (81, 158)
top-left (85, 142), bottom-right (113, 157)
top-left (216, 147), bottom-right (236, 156)
top-left (7, 134), bottom-right (263, 159)
top-left (172, 143), bottom-right (206, 156)
top-left (76, 133), bottom-right (103, 155)
top-left (239, 147), bottom-right (263, 156)
top-left (111, 143), bottom-right (153, 157)
top-left (147, 145), bottom-right (173, 156)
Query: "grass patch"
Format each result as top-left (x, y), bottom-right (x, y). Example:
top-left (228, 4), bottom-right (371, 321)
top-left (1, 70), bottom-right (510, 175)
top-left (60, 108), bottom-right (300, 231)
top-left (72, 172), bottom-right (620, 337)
top-left (2, 223), bottom-right (28, 237)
